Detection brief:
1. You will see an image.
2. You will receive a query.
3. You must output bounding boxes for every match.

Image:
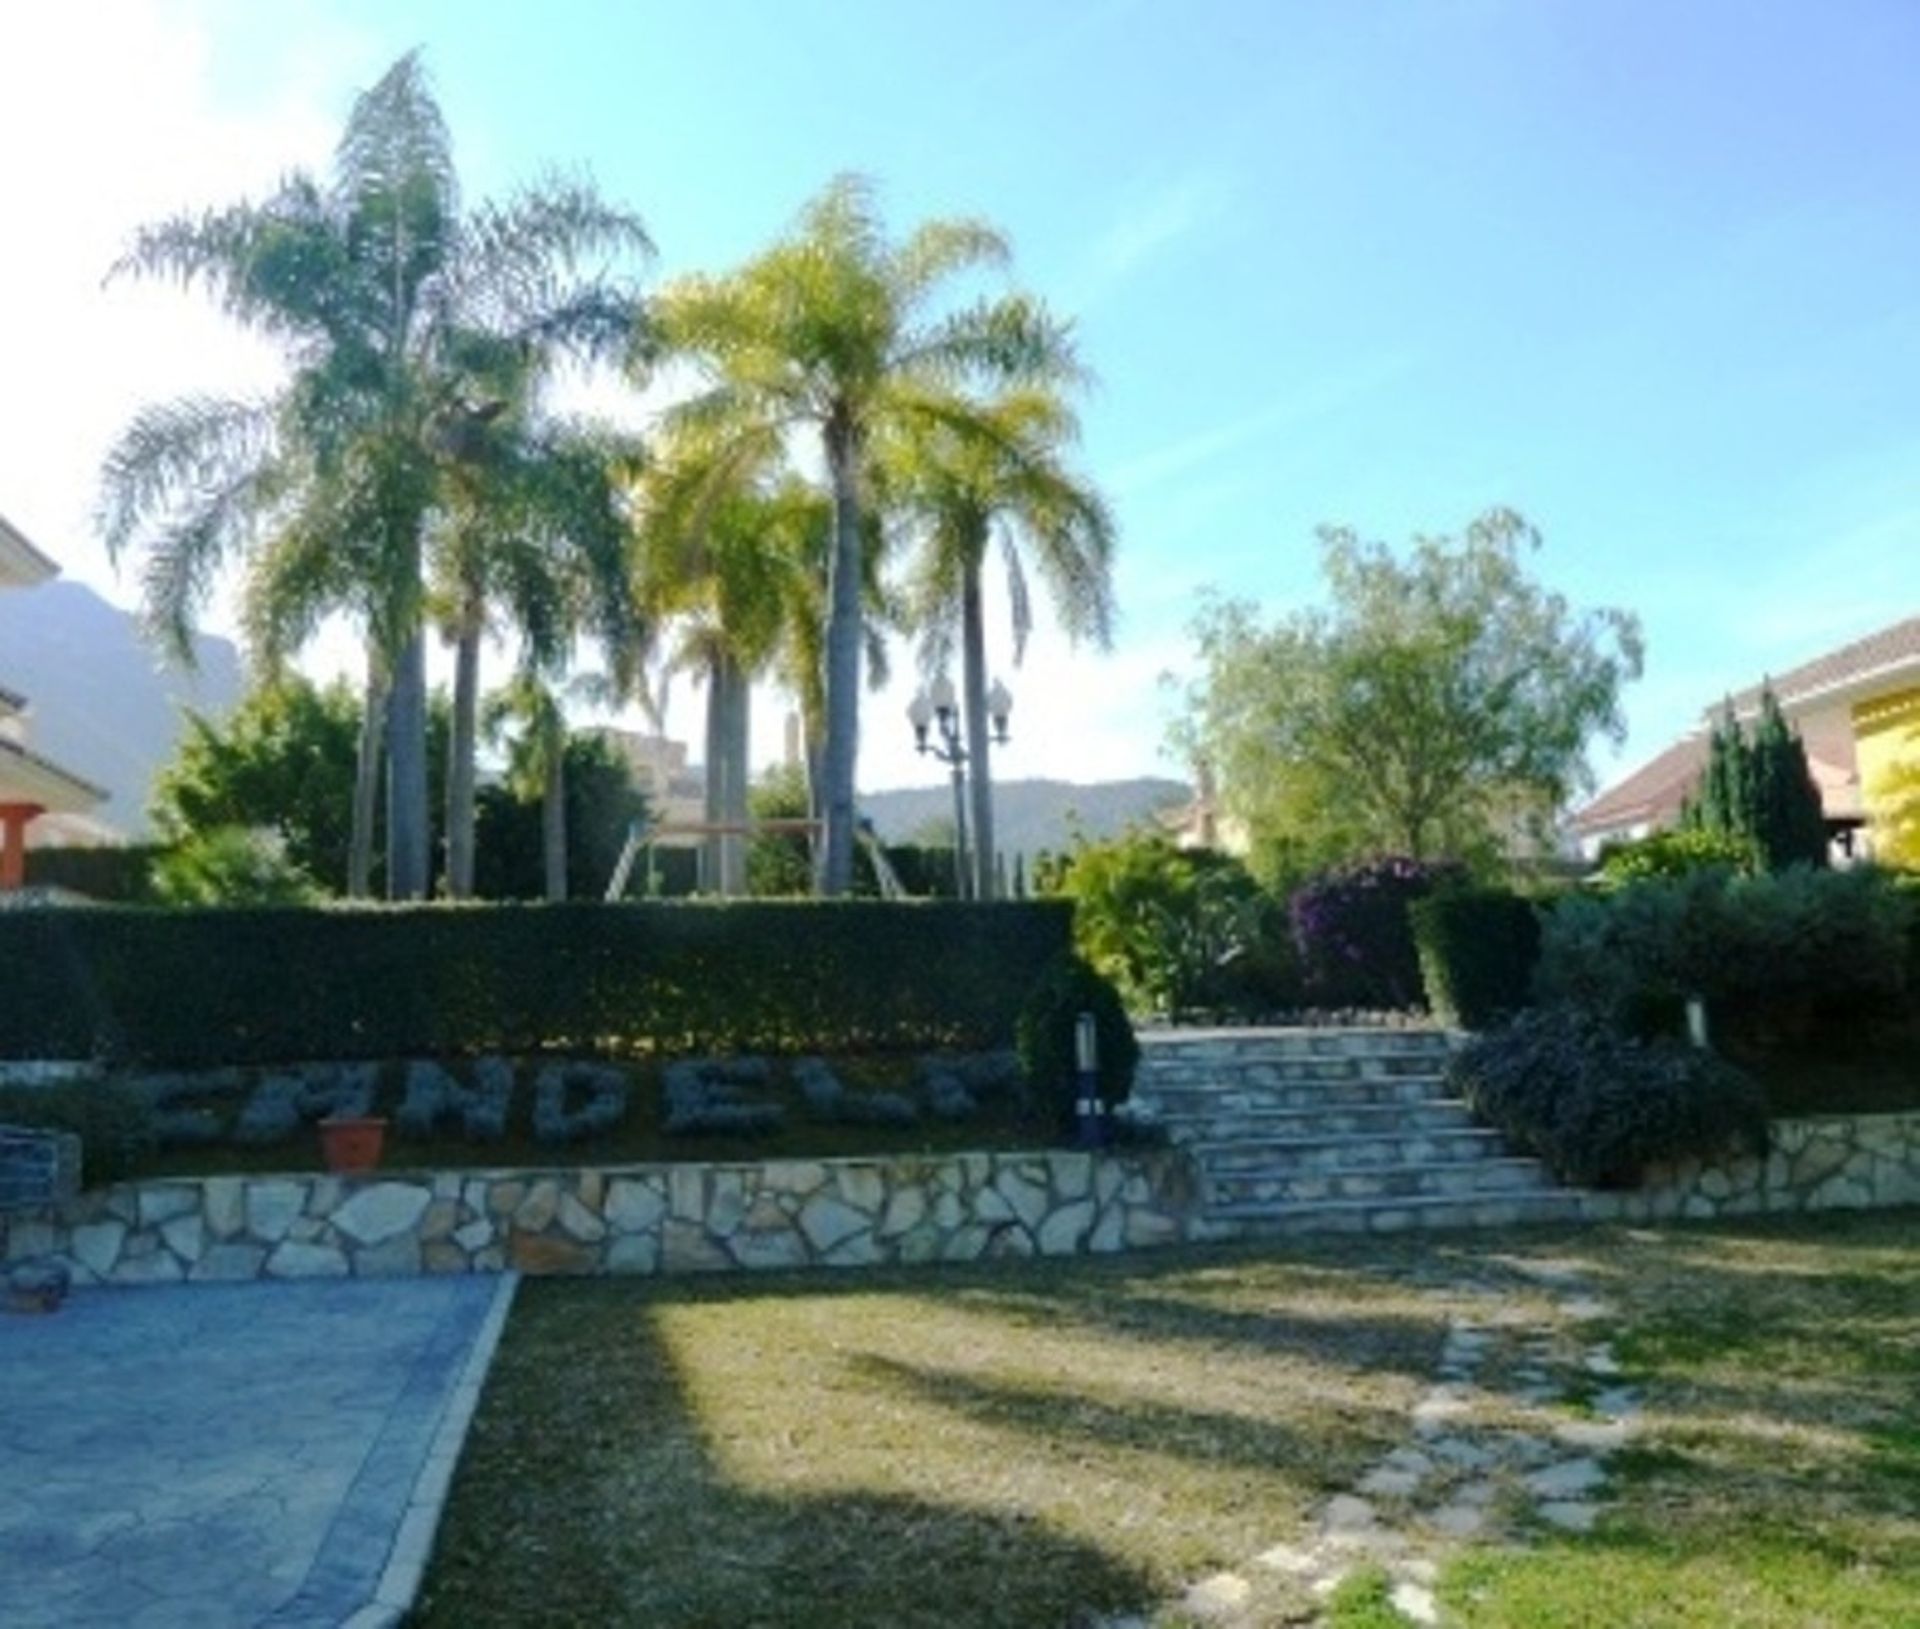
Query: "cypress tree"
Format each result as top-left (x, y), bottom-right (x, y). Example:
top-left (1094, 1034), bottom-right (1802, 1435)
top-left (1684, 689), bottom-right (1826, 870)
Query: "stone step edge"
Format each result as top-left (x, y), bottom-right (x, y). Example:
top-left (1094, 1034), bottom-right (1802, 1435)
top-left (1184, 1126), bottom-right (1513, 1158)
top-left (1202, 1155), bottom-right (1551, 1187)
top-left (1202, 1188), bottom-right (1585, 1226)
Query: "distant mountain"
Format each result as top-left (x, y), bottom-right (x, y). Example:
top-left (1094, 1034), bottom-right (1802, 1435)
top-left (858, 775), bottom-right (1190, 860)
top-left (0, 579), bottom-right (245, 835)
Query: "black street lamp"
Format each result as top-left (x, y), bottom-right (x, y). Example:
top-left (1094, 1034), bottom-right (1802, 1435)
top-left (908, 674), bottom-right (1014, 900)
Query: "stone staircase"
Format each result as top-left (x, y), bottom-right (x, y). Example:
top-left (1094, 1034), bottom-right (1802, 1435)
top-left (1134, 1027), bottom-right (1586, 1235)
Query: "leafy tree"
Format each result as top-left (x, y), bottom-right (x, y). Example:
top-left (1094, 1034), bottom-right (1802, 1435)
top-left (1176, 509), bottom-right (1644, 863)
top-left (150, 676), bottom-right (450, 895)
top-left (651, 174), bottom-right (1080, 894)
top-left (151, 680), bottom-right (363, 889)
top-left (100, 51), bottom-right (648, 900)
top-left (882, 387), bottom-right (1115, 898)
top-left (1682, 689), bottom-right (1827, 871)
top-left (745, 763), bottom-right (814, 897)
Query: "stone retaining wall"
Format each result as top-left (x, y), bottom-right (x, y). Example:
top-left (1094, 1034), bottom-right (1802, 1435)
top-left (3, 1113), bottom-right (1915, 1286)
top-left (1574, 1110), bottom-right (1920, 1223)
top-left (0, 1149), bottom-right (1197, 1287)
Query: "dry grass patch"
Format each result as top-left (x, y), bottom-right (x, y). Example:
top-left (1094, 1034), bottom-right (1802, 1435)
top-left (415, 1242), bottom-right (1454, 1628)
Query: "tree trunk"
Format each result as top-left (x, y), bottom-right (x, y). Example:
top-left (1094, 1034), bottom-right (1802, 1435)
top-left (719, 650), bottom-right (751, 897)
top-left (386, 629), bottom-right (431, 900)
top-left (701, 650), bottom-right (724, 895)
top-left (444, 596), bottom-right (482, 900)
top-left (543, 740), bottom-right (567, 902)
top-left (348, 654), bottom-right (386, 899)
top-left (816, 418), bottom-right (863, 896)
top-left (960, 551), bottom-right (997, 901)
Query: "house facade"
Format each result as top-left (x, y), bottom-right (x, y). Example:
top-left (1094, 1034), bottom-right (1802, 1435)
top-left (0, 514), bottom-right (109, 889)
top-left (1571, 614), bottom-right (1920, 863)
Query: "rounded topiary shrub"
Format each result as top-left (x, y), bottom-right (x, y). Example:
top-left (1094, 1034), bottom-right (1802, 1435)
top-left (1015, 954), bottom-right (1140, 1131)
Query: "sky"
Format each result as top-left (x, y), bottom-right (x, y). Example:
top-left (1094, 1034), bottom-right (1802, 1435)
top-left (3, 0), bottom-right (1918, 804)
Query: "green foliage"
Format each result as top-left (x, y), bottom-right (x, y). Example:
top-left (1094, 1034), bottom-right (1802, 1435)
top-left (1597, 827), bottom-right (1758, 886)
top-left (1289, 856), bottom-right (1466, 1012)
top-left (150, 679), bottom-right (364, 891)
top-left (1014, 954), bottom-right (1140, 1129)
top-left (1410, 889), bottom-right (1541, 1030)
top-left (1682, 691), bottom-right (1828, 872)
top-left (149, 828), bottom-right (323, 906)
top-left (1538, 866), bottom-right (1915, 1049)
top-left (0, 1081), bottom-right (156, 1187)
top-left (471, 733), bottom-right (649, 901)
top-left (746, 764), bottom-right (814, 897)
top-left (1175, 508), bottom-right (1643, 865)
top-left (0, 901), bottom-right (1074, 1068)
top-left (1044, 830), bottom-right (1295, 1017)
top-left (1449, 1007), bottom-right (1768, 1187)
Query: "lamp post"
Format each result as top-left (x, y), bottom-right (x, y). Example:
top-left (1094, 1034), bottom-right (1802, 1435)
top-left (908, 675), bottom-right (1013, 901)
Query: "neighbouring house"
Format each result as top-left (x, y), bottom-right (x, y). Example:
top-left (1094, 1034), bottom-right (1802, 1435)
top-left (586, 726), bottom-right (707, 846)
top-left (0, 514), bottom-right (112, 889)
top-left (1571, 613), bottom-right (1920, 862)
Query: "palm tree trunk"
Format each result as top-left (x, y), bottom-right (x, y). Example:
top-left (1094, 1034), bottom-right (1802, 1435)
top-left (386, 628), bottom-right (431, 900)
top-left (701, 651), bottom-right (724, 894)
top-left (543, 737), bottom-right (567, 901)
top-left (720, 650), bottom-right (751, 897)
top-left (960, 552), bottom-right (997, 901)
top-left (445, 595), bottom-right (483, 900)
top-left (817, 418), bottom-right (863, 896)
top-left (348, 654), bottom-right (387, 898)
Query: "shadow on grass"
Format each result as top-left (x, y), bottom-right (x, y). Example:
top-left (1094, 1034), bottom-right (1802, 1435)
top-left (414, 1277), bottom-right (1158, 1629)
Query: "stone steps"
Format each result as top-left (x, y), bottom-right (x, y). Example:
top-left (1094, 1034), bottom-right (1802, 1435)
top-left (1207, 1189), bottom-right (1589, 1236)
top-left (1205, 1156), bottom-right (1552, 1210)
top-left (1193, 1126), bottom-right (1513, 1174)
top-left (1131, 1025), bottom-right (1583, 1235)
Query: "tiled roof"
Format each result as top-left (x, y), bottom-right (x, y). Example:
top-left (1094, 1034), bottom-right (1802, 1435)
top-left (1571, 711), bottom-right (1860, 835)
top-left (1726, 615), bottom-right (1920, 714)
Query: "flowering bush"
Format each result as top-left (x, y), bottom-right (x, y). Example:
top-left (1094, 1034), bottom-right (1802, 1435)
top-left (1289, 856), bottom-right (1467, 1011)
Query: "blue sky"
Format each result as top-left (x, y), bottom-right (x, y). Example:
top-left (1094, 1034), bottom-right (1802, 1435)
top-left (4, 0), bottom-right (1917, 798)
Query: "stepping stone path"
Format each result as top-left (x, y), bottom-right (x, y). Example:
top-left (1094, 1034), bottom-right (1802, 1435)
top-left (1101, 1258), bottom-right (1640, 1628)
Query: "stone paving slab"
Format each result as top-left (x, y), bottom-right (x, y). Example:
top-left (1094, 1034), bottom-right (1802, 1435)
top-left (0, 1275), bottom-right (513, 1629)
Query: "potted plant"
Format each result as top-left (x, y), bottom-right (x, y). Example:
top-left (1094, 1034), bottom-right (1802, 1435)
top-left (318, 1113), bottom-right (388, 1174)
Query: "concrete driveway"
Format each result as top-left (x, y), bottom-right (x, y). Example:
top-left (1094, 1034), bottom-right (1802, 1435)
top-left (0, 1274), bottom-right (513, 1628)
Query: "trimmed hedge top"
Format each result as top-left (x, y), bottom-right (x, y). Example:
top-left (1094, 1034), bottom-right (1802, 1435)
top-left (0, 900), bottom-right (1075, 1067)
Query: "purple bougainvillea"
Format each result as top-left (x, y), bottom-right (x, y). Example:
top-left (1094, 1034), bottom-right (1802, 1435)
top-left (1289, 856), bottom-right (1467, 1011)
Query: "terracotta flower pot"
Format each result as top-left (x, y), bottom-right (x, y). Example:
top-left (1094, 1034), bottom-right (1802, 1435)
top-left (318, 1115), bottom-right (388, 1174)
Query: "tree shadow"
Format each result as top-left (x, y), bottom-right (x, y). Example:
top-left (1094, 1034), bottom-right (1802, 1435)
top-left (415, 1277), bottom-right (1158, 1628)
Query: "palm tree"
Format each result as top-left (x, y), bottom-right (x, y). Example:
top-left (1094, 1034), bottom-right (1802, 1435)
top-left (881, 389), bottom-right (1116, 898)
top-left (98, 51), bottom-right (649, 899)
top-left (432, 368), bottom-right (645, 898)
top-left (634, 437), bottom-right (804, 895)
top-left (649, 175), bottom-right (1080, 894)
top-left (484, 671), bottom-right (571, 900)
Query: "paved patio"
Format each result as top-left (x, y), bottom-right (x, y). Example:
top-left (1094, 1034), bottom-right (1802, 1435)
top-left (0, 1274), bottom-right (513, 1628)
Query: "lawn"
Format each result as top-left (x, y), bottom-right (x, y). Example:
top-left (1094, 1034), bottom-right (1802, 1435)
top-left (416, 1212), bottom-right (1920, 1628)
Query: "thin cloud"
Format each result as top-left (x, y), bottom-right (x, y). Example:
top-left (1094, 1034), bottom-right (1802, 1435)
top-left (1092, 172), bottom-right (1234, 282)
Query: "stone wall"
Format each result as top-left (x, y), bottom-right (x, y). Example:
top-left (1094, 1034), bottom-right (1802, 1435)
top-left (4, 1114), bottom-right (1915, 1287)
top-left (0, 1149), bottom-right (1197, 1287)
top-left (1574, 1111), bottom-right (1920, 1223)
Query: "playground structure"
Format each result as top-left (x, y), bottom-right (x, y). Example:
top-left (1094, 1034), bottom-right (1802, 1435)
top-left (604, 816), bottom-right (910, 901)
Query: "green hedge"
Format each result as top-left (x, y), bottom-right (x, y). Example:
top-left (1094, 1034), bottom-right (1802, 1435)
top-left (0, 901), bottom-right (1075, 1067)
top-left (1410, 889), bottom-right (1542, 1030)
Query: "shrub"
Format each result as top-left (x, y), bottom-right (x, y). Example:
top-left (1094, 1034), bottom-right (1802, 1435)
top-left (1048, 831), bottom-right (1296, 1017)
top-left (530, 1063), bottom-right (630, 1145)
top-left (1290, 856), bottom-right (1468, 1011)
top-left (149, 828), bottom-right (322, 906)
top-left (1596, 827), bottom-right (1757, 886)
top-left (1015, 954), bottom-right (1139, 1131)
top-left (1410, 889), bottom-right (1541, 1030)
top-left (0, 1081), bottom-right (155, 1186)
top-left (1536, 865), bottom-right (1914, 1048)
top-left (0, 899), bottom-right (1073, 1067)
top-left (1448, 1007), bottom-right (1768, 1187)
